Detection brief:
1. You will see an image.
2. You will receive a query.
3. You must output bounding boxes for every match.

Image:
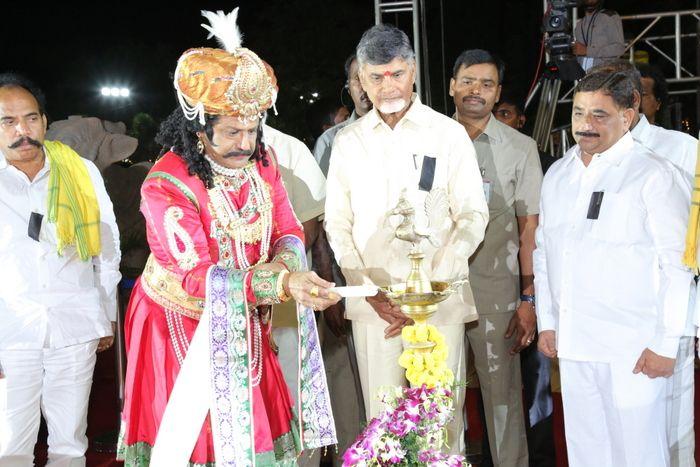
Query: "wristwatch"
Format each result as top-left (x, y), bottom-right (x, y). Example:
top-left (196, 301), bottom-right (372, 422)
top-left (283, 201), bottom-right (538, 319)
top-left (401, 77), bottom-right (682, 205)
top-left (520, 294), bottom-right (536, 306)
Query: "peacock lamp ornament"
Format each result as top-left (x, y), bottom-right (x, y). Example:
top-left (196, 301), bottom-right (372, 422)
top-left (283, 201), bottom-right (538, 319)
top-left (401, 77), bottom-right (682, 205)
top-left (382, 189), bottom-right (468, 388)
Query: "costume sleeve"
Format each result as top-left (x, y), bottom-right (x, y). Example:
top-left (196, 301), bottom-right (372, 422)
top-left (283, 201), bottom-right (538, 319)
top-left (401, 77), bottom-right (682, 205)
top-left (87, 161), bottom-right (122, 323)
top-left (324, 132), bottom-right (375, 286)
top-left (644, 165), bottom-right (694, 358)
top-left (588, 13), bottom-right (625, 58)
top-left (268, 162), bottom-right (306, 273)
top-left (142, 172), bottom-right (295, 307)
top-left (431, 129), bottom-right (489, 280)
top-left (140, 175), bottom-right (213, 299)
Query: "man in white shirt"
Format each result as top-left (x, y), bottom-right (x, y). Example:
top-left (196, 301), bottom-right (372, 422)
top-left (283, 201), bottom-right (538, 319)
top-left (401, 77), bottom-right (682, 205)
top-left (325, 24), bottom-right (489, 455)
top-left (0, 74), bottom-right (121, 466)
top-left (590, 60), bottom-right (698, 467)
top-left (535, 69), bottom-right (692, 467)
top-left (626, 66), bottom-right (698, 467)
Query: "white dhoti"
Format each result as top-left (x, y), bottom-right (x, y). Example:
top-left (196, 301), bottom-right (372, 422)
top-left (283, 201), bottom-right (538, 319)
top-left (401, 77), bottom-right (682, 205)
top-left (351, 321), bottom-right (466, 455)
top-left (667, 335), bottom-right (695, 467)
top-left (0, 340), bottom-right (98, 467)
top-left (560, 357), bottom-right (669, 467)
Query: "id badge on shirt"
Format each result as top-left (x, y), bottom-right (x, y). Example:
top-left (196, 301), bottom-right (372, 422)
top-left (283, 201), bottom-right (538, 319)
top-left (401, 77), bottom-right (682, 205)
top-left (480, 168), bottom-right (492, 204)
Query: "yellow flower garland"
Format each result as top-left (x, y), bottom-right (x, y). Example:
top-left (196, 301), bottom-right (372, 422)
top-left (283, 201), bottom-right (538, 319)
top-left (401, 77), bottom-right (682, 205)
top-left (399, 324), bottom-right (454, 388)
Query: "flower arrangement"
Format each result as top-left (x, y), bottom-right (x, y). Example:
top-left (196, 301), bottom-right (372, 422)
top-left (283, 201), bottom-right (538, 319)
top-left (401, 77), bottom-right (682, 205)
top-left (398, 324), bottom-right (454, 388)
top-left (342, 385), bottom-right (468, 466)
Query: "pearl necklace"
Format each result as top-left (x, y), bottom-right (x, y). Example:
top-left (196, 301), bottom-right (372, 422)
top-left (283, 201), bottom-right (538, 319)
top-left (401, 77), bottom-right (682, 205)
top-left (205, 155), bottom-right (247, 178)
top-left (208, 164), bottom-right (273, 270)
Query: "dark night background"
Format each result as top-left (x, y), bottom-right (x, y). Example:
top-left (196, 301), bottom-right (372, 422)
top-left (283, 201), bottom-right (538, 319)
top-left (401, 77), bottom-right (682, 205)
top-left (3, 0), bottom-right (699, 147)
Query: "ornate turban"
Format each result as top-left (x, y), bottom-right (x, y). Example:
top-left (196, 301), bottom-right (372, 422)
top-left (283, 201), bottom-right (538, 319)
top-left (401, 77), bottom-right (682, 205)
top-left (174, 8), bottom-right (278, 124)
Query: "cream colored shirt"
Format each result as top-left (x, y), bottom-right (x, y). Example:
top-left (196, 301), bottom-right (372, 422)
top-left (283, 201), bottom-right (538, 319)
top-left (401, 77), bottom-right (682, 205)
top-left (325, 96), bottom-right (489, 326)
top-left (467, 115), bottom-right (543, 315)
top-left (264, 125), bottom-right (326, 327)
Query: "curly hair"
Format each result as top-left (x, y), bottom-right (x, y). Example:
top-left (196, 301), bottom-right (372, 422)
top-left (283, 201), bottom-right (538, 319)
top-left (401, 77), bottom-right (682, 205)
top-left (156, 107), bottom-right (269, 189)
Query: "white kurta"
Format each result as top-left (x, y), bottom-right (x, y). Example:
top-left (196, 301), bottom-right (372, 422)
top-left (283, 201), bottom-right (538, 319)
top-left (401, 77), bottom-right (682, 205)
top-left (0, 152), bottom-right (121, 350)
top-left (630, 115), bottom-right (699, 467)
top-left (534, 133), bottom-right (692, 467)
top-left (0, 150), bottom-right (121, 465)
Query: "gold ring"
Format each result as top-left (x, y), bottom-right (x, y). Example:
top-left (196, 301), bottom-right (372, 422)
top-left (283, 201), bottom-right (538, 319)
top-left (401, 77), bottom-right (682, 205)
top-left (310, 286), bottom-right (319, 297)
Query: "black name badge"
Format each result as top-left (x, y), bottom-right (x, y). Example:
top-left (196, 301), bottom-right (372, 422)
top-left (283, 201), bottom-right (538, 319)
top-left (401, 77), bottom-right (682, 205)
top-left (587, 192), bottom-right (604, 220)
top-left (418, 156), bottom-right (436, 192)
top-left (28, 212), bottom-right (44, 241)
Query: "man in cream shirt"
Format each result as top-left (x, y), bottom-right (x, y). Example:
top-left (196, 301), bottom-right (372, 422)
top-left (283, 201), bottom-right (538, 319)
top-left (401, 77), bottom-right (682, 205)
top-left (325, 24), bottom-right (488, 455)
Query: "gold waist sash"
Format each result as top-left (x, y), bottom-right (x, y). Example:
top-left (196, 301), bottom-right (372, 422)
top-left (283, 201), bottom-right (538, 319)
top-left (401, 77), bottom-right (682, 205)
top-left (141, 255), bottom-right (205, 320)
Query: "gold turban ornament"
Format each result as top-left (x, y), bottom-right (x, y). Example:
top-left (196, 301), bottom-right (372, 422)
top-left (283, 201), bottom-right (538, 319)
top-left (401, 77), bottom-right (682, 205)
top-left (173, 8), bottom-right (278, 124)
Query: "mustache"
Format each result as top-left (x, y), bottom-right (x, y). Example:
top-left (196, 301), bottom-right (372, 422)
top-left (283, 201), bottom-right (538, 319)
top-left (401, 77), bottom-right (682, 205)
top-left (9, 136), bottom-right (42, 149)
top-left (575, 131), bottom-right (600, 137)
top-left (462, 96), bottom-right (486, 105)
top-left (221, 149), bottom-right (254, 159)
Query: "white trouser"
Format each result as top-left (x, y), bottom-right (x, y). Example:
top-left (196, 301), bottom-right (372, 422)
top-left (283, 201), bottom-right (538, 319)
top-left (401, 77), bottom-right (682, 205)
top-left (667, 335), bottom-right (695, 467)
top-left (560, 357), bottom-right (669, 467)
top-left (351, 321), bottom-right (466, 455)
top-left (272, 327), bottom-right (322, 467)
top-left (0, 340), bottom-right (98, 467)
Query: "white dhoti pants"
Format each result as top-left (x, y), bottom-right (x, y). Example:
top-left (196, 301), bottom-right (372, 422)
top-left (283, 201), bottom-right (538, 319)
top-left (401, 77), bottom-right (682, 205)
top-left (667, 336), bottom-right (695, 467)
top-left (0, 340), bottom-right (98, 467)
top-left (351, 321), bottom-right (466, 455)
top-left (560, 357), bottom-right (669, 467)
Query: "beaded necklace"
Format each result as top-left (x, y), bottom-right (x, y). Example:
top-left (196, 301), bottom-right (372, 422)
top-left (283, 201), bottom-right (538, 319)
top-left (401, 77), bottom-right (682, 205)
top-left (207, 158), bottom-right (273, 270)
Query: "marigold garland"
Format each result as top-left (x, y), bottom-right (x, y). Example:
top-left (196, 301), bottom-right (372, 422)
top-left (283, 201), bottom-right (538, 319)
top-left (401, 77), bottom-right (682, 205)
top-left (399, 324), bottom-right (454, 388)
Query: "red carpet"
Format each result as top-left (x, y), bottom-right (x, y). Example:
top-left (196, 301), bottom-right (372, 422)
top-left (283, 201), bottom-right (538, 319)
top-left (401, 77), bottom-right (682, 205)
top-left (32, 353), bottom-right (700, 466)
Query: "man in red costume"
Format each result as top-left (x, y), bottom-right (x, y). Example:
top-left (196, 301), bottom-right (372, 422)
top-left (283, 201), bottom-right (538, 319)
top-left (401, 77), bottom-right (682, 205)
top-left (117, 9), bottom-right (339, 466)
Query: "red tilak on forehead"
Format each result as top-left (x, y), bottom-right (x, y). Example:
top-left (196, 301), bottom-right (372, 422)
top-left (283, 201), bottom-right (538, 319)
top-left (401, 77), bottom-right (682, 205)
top-left (383, 71), bottom-right (393, 77)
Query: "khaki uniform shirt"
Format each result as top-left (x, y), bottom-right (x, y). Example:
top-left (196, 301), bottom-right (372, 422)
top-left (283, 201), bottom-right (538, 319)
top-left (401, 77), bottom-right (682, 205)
top-left (467, 116), bottom-right (543, 315)
top-left (313, 111), bottom-right (360, 177)
top-left (326, 96), bottom-right (489, 326)
top-left (264, 125), bottom-right (326, 327)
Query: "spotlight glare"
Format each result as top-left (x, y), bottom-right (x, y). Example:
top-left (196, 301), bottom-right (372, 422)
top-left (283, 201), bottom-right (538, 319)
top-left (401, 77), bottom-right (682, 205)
top-left (110, 87), bottom-right (121, 97)
top-left (101, 87), bottom-right (110, 96)
top-left (120, 88), bottom-right (130, 97)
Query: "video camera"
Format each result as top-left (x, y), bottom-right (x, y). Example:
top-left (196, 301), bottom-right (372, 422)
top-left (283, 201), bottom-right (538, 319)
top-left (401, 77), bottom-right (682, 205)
top-left (543, 0), bottom-right (584, 81)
